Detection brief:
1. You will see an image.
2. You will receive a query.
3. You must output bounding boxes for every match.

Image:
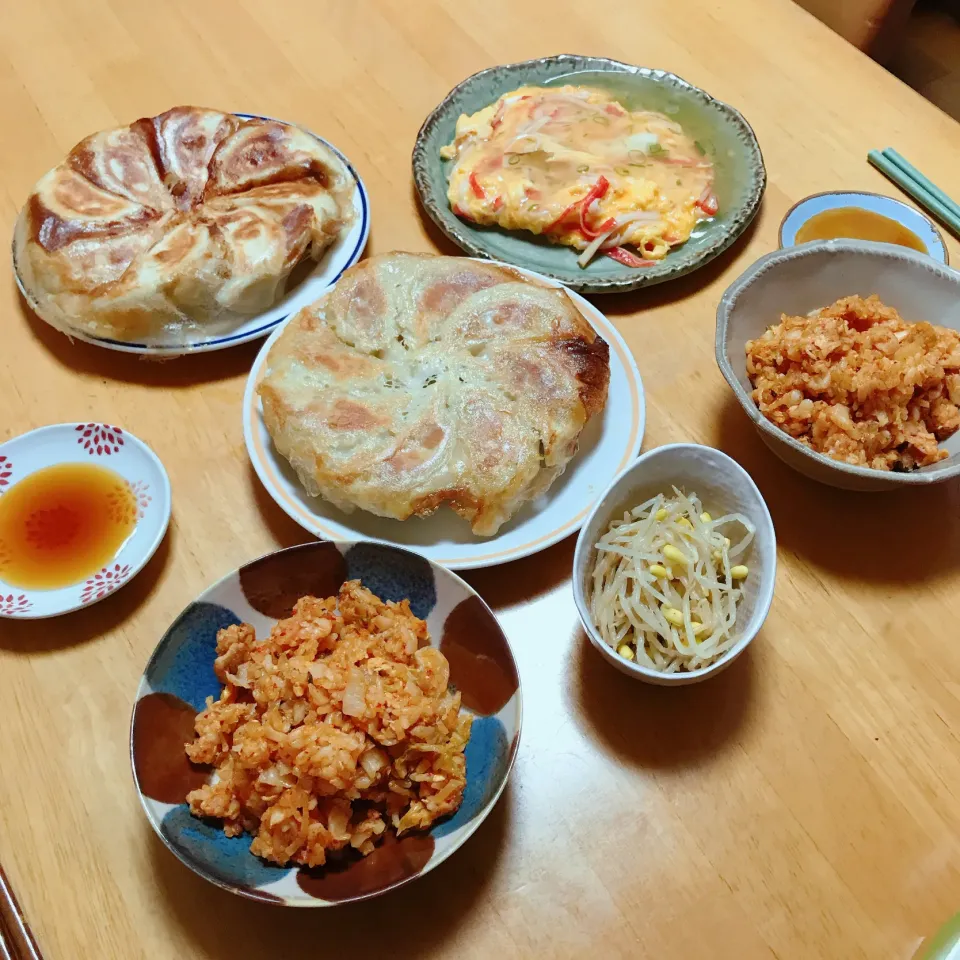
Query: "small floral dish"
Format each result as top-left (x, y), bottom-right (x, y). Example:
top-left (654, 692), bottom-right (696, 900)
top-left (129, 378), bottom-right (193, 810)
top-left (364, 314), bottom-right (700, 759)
top-left (779, 191), bottom-right (948, 263)
top-left (0, 423), bottom-right (170, 619)
top-left (130, 540), bottom-right (522, 905)
top-left (413, 54), bottom-right (765, 294)
top-left (13, 115), bottom-right (370, 358)
top-left (716, 240), bottom-right (960, 490)
top-left (572, 443), bottom-right (776, 686)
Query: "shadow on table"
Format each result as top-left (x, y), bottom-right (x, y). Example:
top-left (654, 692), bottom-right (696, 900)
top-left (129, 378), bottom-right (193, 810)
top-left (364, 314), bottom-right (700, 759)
top-left (597, 215), bottom-right (762, 317)
top-left (573, 628), bottom-right (756, 768)
top-left (17, 294), bottom-right (262, 387)
top-left (247, 462), bottom-right (317, 551)
top-left (462, 532), bottom-right (575, 610)
top-left (715, 393), bottom-right (960, 584)
top-left (0, 526), bottom-right (173, 651)
top-left (151, 783), bottom-right (512, 960)
top-left (412, 185), bottom-right (465, 257)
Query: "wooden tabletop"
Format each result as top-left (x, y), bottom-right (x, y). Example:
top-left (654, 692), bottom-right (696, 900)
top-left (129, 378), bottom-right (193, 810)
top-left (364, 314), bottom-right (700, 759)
top-left (3, 1), bottom-right (960, 957)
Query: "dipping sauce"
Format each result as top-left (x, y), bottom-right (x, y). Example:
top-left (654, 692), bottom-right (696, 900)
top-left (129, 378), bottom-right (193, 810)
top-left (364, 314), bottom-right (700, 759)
top-left (0, 463), bottom-right (136, 589)
top-left (795, 206), bottom-right (927, 252)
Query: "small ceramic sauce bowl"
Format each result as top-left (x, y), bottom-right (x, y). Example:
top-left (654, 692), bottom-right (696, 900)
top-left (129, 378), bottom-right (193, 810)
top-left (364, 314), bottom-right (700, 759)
top-left (780, 191), bottom-right (948, 263)
top-left (572, 443), bottom-right (777, 686)
top-left (0, 423), bottom-right (171, 619)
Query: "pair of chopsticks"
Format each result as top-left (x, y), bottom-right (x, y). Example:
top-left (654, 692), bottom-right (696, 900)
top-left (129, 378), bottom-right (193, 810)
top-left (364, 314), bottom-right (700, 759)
top-left (0, 865), bottom-right (42, 960)
top-left (868, 147), bottom-right (960, 239)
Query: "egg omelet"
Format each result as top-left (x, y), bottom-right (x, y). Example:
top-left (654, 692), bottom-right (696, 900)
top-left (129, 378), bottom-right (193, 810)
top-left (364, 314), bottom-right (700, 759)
top-left (440, 85), bottom-right (717, 268)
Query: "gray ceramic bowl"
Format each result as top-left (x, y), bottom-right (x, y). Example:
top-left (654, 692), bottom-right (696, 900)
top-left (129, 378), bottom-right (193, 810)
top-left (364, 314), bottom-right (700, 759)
top-left (413, 54), bottom-right (766, 294)
top-left (717, 239), bottom-right (960, 490)
top-left (573, 443), bottom-right (776, 686)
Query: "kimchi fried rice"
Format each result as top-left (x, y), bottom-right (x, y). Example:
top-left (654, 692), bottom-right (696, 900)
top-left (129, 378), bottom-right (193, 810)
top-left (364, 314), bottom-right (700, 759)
top-left (184, 581), bottom-right (471, 867)
top-left (745, 295), bottom-right (960, 470)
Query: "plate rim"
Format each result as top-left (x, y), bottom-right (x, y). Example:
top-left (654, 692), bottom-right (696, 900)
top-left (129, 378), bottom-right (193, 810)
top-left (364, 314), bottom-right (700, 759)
top-left (411, 53), bottom-right (767, 294)
top-left (241, 258), bottom-right (646, 569)
top-left (129, 539), bottom-right (524, 906)
top-left (11, 112), bottom-right (371, 357)
top-left (0, 421), bottom-right (172, 619)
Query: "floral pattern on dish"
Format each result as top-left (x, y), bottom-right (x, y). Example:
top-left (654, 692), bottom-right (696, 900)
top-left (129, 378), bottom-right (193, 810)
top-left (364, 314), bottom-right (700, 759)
top-left (75, 424), bottom-right (125, 456)
top-left (0, 593), bottom-right (31, 616)
top-left (80, 563), bottom-right (133, 604)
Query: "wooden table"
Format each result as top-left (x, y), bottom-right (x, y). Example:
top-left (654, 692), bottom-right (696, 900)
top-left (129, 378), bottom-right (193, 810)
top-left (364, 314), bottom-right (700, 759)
top-left (2, 1), bottom-right (960, 957)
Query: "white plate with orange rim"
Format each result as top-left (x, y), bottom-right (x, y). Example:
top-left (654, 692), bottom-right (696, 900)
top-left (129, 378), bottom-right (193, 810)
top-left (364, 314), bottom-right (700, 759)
top-left (0, 423), bottom-right (171, 619)
top-left (242, 261), bottom-right (645, 570)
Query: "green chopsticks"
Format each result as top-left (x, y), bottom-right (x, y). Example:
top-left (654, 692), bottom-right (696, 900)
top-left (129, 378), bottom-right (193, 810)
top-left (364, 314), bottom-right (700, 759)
top-left (915, 911), bottom-right (960, 959)
top-left (868, 147), bottom-right (960, 239)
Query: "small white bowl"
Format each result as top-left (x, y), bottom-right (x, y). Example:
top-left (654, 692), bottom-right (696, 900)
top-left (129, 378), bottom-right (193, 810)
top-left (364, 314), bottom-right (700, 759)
top-left (779, 191), bottom-right (948, 264)
top-left (572, 443), bottom-right (777, 685)
top-left (0, 423), bottom-right (171, 619)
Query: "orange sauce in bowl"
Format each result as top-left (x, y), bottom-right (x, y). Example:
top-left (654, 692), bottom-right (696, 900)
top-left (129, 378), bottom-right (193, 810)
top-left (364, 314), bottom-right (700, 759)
top-left (795, 206), bottom-right (927, 251)
top-left (0, 463), bottom-right (136, 589)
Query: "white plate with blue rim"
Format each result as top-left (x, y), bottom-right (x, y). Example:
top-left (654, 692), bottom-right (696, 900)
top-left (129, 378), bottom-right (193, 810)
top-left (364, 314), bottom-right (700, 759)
top-left (13, 113), bottom-right (370, 357)
top-left (779, 190), bottom-right (948, 263)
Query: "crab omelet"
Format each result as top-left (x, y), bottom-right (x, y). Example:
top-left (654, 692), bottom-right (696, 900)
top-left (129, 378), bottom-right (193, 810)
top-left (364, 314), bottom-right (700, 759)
top-left (440, 86), bottom-right (717, 268)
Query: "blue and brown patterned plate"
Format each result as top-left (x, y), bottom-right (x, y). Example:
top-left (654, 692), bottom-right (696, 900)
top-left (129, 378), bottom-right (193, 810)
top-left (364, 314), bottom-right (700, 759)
top-left (130, 540), bottom-right (521, 905)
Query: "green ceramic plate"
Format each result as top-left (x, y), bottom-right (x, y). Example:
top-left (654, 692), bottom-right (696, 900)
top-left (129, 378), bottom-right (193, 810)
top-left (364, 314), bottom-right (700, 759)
top-left (413, 55), bottom-right (766, 294)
